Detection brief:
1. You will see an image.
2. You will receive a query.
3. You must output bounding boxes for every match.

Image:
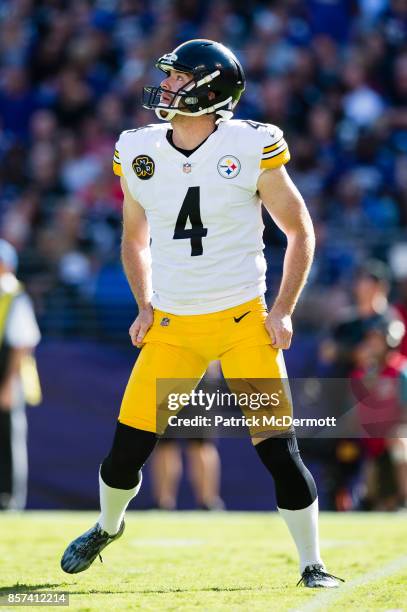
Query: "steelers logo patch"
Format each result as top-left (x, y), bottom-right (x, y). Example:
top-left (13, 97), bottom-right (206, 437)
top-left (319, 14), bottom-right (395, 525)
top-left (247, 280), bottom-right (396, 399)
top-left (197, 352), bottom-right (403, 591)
top-left (217, 155), bottom-right (241, 179)
top-left (132, 155), bottom-right (155, 180)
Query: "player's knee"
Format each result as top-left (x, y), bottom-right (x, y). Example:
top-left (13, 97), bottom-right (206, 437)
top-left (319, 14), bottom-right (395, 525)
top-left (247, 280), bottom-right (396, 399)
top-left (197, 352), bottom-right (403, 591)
top-left (101, 422), bottom-right (158, 489)
top-left (255, 434), bottom-right (317, 510)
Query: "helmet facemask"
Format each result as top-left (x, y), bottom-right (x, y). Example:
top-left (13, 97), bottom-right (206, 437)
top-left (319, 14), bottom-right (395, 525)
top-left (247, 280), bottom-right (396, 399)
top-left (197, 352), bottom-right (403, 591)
top-left (142, 67), bottom-right (235, 121)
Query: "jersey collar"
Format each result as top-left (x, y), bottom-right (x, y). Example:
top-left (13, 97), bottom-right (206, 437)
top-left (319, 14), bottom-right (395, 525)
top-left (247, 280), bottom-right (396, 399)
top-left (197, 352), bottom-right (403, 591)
top-left (161, 123), bottom-right (224, 166)
top-left (165, 125), bottom-right (218, 158)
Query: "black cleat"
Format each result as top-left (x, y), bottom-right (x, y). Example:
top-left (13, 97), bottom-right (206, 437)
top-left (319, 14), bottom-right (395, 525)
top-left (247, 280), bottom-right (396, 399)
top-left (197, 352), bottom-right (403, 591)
top-left (61, 521), bottom-right (125, 574)
top-left (297, 564), bottom-right (344, 588)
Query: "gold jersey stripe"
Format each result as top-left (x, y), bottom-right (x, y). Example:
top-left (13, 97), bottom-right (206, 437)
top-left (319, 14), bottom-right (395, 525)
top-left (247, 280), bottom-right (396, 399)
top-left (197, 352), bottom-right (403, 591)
top-left (113, 160), bottom-right (123, 176)
top-left (262, 142), bottom-right (288, 160)
top-left (260, 148), bottom-right (290, 169)
top-left (114, 148), bottom-right (120, 156)
top-left (262, 139), bottom-right (284, 154)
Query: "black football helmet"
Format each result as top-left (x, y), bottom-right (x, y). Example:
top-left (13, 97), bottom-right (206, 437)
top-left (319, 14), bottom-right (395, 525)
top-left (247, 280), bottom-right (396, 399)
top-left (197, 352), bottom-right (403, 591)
top-left (142, 39), bottom-right (245, 121)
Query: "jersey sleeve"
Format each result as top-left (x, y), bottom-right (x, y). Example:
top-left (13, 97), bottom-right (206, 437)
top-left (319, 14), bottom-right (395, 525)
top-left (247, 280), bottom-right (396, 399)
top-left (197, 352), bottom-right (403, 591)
top-left (112, 139), bottom-right (122, 177)
top-left (259, 124), bottom-right (290, 170)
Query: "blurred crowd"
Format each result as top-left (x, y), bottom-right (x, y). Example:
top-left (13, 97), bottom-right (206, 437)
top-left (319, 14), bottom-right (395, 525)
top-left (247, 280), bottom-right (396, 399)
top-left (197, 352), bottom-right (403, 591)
top-left (0, 0), bottom-right (406, 511)
top-left (0, 0), bottom-right (406, 338)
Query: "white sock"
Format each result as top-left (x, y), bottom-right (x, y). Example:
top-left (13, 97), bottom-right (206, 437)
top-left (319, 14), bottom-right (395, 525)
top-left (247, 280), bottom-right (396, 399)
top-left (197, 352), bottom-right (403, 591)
top-left (97, 471), bottom-right (142, 535)
top-left (278, 498), bottom-right (324, 573)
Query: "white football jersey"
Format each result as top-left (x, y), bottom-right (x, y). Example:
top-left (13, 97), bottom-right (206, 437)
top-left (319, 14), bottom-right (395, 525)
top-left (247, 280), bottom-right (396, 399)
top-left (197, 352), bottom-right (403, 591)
top-left (113, 119), bottom-right (290, 314)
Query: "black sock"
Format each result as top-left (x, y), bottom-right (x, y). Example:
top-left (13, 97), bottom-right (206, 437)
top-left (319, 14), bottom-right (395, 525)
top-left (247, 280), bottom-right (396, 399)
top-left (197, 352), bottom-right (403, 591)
top-left (101, 422), bottom-right (158, 489)
top-left (255, 435), bottom-right (317, 510)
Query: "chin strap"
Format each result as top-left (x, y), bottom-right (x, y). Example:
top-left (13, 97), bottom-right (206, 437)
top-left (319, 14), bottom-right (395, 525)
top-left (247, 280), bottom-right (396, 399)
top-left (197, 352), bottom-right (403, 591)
top-left (154, 95), bottom-right (234, 122)
top-left (155, 108), bottom-right (177, 121)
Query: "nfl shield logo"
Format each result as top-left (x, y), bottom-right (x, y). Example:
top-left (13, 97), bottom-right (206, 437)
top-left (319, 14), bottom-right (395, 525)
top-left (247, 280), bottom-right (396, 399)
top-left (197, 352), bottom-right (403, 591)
top-left (183, 163), bottom-right (192, 173)
top-left (160, 317), bottom-right (171, 326)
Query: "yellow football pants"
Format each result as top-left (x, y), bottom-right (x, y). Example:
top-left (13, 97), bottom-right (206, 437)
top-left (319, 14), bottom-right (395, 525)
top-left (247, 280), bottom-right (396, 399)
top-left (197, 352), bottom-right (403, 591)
top-left (119, 297), bottom-right (293, 440)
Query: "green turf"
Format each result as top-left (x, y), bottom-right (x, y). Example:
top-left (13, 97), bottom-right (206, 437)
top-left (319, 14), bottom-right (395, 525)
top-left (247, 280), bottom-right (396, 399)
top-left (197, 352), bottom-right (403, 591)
top-left (0, 512), bottom-right (406, 611)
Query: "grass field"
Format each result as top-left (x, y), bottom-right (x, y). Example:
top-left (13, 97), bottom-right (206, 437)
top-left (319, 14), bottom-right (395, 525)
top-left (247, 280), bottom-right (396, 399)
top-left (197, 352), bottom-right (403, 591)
top-left (1, 512), bottom-right (406, 611)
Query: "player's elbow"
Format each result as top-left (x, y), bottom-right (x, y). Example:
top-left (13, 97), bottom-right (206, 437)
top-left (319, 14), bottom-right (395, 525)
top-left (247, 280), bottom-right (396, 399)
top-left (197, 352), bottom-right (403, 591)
top-left (286, 213), bottom-right (315, 245)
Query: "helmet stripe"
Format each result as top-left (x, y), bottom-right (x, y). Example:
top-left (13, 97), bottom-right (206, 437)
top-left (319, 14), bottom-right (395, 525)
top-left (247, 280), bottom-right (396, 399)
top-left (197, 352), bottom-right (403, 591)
top-left (195, 69), bottom-right (221, 88)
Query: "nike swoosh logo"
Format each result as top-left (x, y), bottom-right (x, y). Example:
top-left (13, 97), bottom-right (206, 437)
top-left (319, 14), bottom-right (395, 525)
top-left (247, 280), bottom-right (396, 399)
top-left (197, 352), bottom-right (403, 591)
top-left (233, 311), bottom-right (250, 323)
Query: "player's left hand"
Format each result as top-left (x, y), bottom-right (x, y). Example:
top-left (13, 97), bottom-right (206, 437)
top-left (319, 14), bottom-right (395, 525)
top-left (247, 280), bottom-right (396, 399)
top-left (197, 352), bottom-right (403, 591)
top-left (265, 308), bottom-right (293, 349)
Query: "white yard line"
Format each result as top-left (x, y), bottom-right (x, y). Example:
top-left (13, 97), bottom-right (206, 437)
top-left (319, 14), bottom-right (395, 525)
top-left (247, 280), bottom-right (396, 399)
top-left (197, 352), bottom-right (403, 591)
top-left (292, 554), bottom-right (407, 612)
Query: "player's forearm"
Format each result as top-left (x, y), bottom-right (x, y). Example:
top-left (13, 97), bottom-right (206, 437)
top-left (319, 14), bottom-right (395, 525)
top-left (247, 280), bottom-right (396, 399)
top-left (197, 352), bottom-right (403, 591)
top-left (271, 226), bottom-right (315, 316)
top-left (121, 238), bottom-right (152, 309)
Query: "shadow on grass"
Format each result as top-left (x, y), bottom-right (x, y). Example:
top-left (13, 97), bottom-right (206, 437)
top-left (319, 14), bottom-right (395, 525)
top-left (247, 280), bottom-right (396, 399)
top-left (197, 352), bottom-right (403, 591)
top-left (66, 586), bottom-right (279, 595)
top-left (0, 584), bottom-right (283, 596)
top-left (0, 584), bottom-right (62, 593)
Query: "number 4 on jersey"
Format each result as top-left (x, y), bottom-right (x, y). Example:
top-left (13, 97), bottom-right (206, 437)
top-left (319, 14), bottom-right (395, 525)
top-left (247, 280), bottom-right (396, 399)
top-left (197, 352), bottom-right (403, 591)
top-left (173, 186), bottom-right (208, 256)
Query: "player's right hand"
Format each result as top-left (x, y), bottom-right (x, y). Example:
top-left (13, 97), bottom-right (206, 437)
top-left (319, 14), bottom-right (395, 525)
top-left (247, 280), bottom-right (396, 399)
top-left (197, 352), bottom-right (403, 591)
top-left (129, 305), bottom-right (154, 346)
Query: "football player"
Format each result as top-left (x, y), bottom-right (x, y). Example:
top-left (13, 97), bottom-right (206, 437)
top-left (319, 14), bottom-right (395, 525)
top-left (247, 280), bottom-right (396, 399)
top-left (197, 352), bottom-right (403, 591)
top-left (61, 39), bottom-right (343, 588)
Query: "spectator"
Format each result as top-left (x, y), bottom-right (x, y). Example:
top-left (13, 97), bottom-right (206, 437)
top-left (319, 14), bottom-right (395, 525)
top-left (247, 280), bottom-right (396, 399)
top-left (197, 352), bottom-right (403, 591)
top-left (312, 260), bottom-right (399, 510)
top-left (319, 260), bottom-right (398, 376)
top-left (351, 316), bottom-right (407, 510)
top-left (0, 240), bottom-right (41, 510)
